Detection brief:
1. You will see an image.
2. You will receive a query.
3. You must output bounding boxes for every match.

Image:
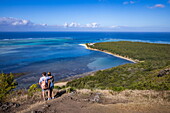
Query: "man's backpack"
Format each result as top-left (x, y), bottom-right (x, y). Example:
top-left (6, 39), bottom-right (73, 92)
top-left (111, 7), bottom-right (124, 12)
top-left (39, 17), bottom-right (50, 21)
top-left (41, 78), bottom-right (48, 89)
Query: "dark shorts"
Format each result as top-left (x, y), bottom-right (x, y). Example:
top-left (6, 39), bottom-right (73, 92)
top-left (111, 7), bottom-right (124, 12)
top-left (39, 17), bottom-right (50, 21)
top-left (50, 86), bottom-right (54, 90)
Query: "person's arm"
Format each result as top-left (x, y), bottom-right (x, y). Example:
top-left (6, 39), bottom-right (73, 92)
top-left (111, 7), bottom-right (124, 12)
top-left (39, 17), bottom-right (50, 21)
top-left (39, 78), bottom-right (42, 86)
top-left (48, 76), bottom-right (53, 79)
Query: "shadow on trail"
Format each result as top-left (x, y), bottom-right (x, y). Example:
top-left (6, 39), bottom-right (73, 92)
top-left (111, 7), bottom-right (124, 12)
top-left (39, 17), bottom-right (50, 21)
top-left (54, 90), bottom-right (66, 98)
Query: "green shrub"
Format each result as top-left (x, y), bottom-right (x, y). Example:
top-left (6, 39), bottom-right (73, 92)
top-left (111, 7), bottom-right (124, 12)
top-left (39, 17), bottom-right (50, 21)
top-left (111, 86), bottom-right (126, 91)
top-left (28, 83), bottom-right (41, 96)
top-left (54, 85), bottom-right (61, 89)
top-left (0, 73), bottom-right (17, 101)
top-left (66, 87), bottom-right (76, 93)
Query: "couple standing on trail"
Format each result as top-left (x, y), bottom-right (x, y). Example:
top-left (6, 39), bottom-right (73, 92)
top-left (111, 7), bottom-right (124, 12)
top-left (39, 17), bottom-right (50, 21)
top-left (39, 72), bottom-right (55, 101)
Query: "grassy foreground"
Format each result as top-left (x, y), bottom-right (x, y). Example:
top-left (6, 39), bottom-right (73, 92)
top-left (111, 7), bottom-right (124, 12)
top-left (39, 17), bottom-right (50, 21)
top-left (67, 41), bottom-right (170, 91)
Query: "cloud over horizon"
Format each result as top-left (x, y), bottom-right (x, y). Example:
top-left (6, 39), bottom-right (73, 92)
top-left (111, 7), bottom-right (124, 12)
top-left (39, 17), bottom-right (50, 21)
top-left (64, 22), bottom-right (80, 27)
top-left (86, 23), bottom-right (100, 28)
top-left (0, 17), bottom-right (102, 31)
top-left (0, 17), bottom-right (50, 31)
top-left (0, 17), bottom-right (34, 26)
top-left (0, 17), bottom-right (169, 32)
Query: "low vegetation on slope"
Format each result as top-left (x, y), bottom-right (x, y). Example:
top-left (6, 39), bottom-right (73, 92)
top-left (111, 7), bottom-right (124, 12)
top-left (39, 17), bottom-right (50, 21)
top-left (0, 73), bottom-right (17, 101)
top-left (67, 41), bottom-right (170, 91)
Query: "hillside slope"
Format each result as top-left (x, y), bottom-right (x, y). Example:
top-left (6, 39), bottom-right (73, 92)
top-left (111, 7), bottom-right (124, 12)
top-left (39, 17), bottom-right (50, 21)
top-left (6, 88), bottom-right (170, 113)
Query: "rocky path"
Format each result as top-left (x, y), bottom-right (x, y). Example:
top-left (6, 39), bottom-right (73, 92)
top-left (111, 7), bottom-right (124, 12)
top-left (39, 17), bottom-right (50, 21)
top-left (14, 89), bottom-right (170, 113)
top-left (1, 82), bottom-right (169, 113)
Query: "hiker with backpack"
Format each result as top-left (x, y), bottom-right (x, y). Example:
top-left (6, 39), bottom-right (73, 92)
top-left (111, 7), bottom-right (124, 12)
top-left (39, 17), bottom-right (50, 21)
top-left (47, 72), bottom-right (55, 99)
top-left (39, 72), bottom-right (53, 101)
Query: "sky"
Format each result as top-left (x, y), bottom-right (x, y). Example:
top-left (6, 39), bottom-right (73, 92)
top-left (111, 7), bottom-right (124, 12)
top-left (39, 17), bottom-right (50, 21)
top-left (0, 0), bottom-right (170, 32)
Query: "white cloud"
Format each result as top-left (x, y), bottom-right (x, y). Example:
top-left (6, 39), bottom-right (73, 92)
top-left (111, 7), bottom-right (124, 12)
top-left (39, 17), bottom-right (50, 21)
top-left (111, 25), bottom-right (128, 29)
top-left (64, 22), bottom-right (69, 27)
top-left (63, 22), bottom-right (101, 29)
top-left (12, 20), bottom-right (29, 25)
top-left (86, 22), bottom-right (100, 28)
top-left (0, 17), bottom-right (102, 31)
top-left (0, 17), bottom-right (169, 32)
top-left (0, 17), bottom-right (51, 31)
top-left (130, 1), bottom-right (135, 4)
top-left (41, 24), bottom-right (48, 26)
top-left (123, 1), bottom-right (135, 5)
top-left (64, 22), bottom-right (80, 27)
top-left (64, 22), bottom-right (99, 28)
top-left (111, 25), bottom-right (119, 28)
top-left (148, 4), bottom-right (165, 9)
top-left (0, 17), bottom-right (49, 27)
top-left (69, 22), bottom-right (80, 27)
top-left (0, 17), bottom-right (34, 26)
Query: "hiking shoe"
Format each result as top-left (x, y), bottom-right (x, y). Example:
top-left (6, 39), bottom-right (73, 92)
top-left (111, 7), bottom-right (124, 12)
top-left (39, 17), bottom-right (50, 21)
top-left (52, 97), bottom-right (55, 99)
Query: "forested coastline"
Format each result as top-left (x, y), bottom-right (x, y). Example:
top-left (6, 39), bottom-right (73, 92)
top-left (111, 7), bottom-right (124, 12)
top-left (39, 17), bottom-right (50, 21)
top-left (67, 41), bottom-right (170, 91)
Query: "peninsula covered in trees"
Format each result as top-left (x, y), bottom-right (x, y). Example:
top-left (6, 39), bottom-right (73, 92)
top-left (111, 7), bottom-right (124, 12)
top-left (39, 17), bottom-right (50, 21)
top-left (67, 41), bottom-right (170, 91)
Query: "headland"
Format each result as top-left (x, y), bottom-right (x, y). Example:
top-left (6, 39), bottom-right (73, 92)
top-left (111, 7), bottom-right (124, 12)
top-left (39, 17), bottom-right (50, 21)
top-left (79, 43), bottom-right (138, 63)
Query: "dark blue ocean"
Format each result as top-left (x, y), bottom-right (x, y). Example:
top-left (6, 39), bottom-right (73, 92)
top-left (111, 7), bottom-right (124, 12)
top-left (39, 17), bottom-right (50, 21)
top-left (0, 32), bottom-right (170, 88)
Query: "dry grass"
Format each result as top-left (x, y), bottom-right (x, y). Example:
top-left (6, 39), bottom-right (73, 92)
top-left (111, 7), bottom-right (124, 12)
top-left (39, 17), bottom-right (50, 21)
top-left (17, 101), bottom-right (46, 113)
top-left (77, 89), bottom-right (170, 105)
top-left (7, 87), bottom-right (170, 113)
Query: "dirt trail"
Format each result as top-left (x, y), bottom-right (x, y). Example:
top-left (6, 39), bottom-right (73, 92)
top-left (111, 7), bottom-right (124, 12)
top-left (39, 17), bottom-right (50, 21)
top-left (13, 88), bottom-right (170, 113)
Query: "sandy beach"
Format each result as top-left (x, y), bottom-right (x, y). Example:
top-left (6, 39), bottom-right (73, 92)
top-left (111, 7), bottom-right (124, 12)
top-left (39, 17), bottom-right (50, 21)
top-left (79, 43), bottom-right (138, 63)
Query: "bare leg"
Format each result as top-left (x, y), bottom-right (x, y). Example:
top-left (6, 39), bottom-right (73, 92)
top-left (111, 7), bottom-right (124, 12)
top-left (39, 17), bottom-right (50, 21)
top-left (48, 90), bottom-right (51, 99)
top-left (42, 91), bottom-right (45, 101)
top-left (50, 89), bottom-right (52, 98)
top-left (51, 89), bottom-right (54, 98)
